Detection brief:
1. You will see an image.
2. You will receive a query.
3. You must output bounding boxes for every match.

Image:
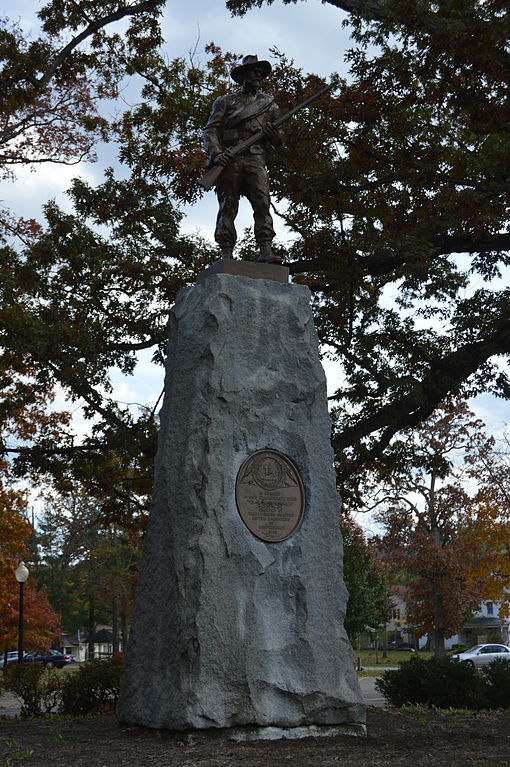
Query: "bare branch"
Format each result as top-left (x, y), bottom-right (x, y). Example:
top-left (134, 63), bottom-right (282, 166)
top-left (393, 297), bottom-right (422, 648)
top-left (363, 494), bottom-right (421, 515)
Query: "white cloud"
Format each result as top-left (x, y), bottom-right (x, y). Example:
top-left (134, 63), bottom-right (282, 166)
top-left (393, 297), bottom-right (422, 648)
top-left (110, 349), bottom-right (165, 410)
top-left (1, 160), bottom-right (99, 221)
top-left (161, 0), bottom-right (350, 77)
top-left (471, 392), bottom-right (510, 442)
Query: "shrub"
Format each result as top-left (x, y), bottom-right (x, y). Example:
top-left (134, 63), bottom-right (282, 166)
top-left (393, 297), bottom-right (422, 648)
top-left (3, 663), bottom-right (61, 717)
top-left (481, 657), bottom-right (510, 709)
top-left (58, 657), bottom-right (123, 715)
top-left (375, 655), bottom-right (485, 709)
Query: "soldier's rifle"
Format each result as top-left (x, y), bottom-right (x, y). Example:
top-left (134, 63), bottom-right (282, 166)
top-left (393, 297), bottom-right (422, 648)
top-left (198, 81), bottom-right (334, 192)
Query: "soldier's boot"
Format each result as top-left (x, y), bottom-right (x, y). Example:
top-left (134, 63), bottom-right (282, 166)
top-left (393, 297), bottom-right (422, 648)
top-left (258, 241), bottom-right (282, 264)
top-left (219, 247), bottom-right (234, 259)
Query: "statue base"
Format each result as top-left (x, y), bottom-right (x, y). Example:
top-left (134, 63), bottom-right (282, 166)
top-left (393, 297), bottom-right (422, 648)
top-left (197, 258), bottom-right (289, 283)
top-left (180, 722), bottom-right (367, 744)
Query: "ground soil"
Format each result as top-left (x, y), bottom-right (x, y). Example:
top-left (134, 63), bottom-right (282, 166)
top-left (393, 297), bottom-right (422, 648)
top-left (1, 707), bottom-right (509, 767)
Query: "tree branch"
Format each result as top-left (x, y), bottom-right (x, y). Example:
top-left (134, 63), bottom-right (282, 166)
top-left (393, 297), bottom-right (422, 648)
top-left (46, 361), bottom-right (131, 433)
top-left (333, 231), bottom-right (510, 282)
top-left (363, 494), bottom-right (420, 515)
top-left (335, 320), bottom-right (510, 478)
top-left (106, 332), bottom-right (167, 352)
top-left (0, 0), bottom-right (166, 92)
top-left (322, 0), bottom-right (389, 21)
top-left (4, 443), bottom-right (112, 455)
top-left (0, 151), bottom-right (94, 167)
top-left (432, 232), bottom-right (510, 257)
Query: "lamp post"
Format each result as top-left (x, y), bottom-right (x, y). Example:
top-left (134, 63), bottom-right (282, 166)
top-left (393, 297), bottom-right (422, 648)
top-left (15, 561), bottom-right (29, 663)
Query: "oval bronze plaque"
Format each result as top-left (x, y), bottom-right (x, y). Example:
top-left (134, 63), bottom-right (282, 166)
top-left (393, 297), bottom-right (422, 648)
top-left (235, 449), bottom-right (305, 542)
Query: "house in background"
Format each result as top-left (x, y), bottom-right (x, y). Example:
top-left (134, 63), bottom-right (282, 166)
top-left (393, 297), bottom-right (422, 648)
top-left (386, 588), bottom-right (415, 646)
top-left (386, 595), bottom-right (510, 651)
top-left (59, 625), bottom-right (124, 661)
top-left (454, 601), bottom-right (509, 648)
top-left (89, 625), bottom-right (118, 658)
top-left (59, 631), bottom-right (86, 662)
top-left (356, 588), bottom-right (417, 650)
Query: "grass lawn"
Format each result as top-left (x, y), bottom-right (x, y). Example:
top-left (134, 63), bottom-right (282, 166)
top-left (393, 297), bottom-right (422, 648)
top-left (353, 649), bottom-right (434, 666)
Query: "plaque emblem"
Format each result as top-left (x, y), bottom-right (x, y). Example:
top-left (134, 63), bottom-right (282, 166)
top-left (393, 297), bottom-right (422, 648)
top-left (235, 449), bottom-right (305, 542)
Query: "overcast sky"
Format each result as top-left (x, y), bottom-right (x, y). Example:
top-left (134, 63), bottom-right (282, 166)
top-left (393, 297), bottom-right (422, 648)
top-left (3, 0), bottom-right (510, 485)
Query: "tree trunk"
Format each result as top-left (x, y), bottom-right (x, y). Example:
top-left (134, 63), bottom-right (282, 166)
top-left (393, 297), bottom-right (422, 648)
top-left (121, 607), bottom-right (129, 652)
top-left (431, 588), bottom-right (446, 657)
top-left (428, 471), bottom-right (446, 657)
top-left (432, 629), bottom-right (446, 656)
top-left (87, 597), bottom-right (95, 660)
top-left (112, 598), bottom-right (119, 655)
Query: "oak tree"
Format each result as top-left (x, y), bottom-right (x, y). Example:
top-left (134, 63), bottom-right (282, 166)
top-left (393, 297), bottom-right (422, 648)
top-left (222, 0), bottom-right (510, 482)
top-left (1, 0), bottom-right (174, 513)
top-left (3, 0), bottom-right (510, 526)
top-left (369, 402), bottom-right (500, 655)
top-left (463, 440), bottom-right (510, 620)
top-left (0, 0), bottom-right (165, 181)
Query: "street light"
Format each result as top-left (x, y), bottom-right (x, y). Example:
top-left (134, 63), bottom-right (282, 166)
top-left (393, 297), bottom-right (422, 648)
top-left (15, 561), bottom-right (29, 663)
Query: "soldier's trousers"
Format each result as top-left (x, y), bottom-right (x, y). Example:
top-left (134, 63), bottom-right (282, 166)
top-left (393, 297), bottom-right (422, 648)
top-left (214, 155), bottom-right (275, 250)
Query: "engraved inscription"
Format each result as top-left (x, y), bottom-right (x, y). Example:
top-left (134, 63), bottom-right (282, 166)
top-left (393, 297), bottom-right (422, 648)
top-left (235, 450), bottom-right (305, 542)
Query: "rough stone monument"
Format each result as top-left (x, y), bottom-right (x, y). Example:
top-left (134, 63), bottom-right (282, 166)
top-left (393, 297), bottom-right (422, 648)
top-left (117, 260), bottom-right (366, 738)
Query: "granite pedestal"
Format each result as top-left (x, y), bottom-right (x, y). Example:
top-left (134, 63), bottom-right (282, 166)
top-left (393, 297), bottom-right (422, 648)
top-left (117, 262), bottom-right (365, 736)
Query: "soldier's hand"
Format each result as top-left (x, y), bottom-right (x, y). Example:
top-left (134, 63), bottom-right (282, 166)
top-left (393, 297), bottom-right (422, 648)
top-left (216, 149), bottom-right (234, 167)
top-left (263, 122), bottom-right (280, 142)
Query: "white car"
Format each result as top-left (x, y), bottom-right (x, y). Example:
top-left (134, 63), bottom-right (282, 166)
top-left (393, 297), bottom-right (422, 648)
top-left (1, 651), bottom-right (23, 666)
top-left (451, 643), bottom-right (510, 668)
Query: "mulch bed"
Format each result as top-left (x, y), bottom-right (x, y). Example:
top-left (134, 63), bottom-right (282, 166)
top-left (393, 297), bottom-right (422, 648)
top-left (1, 707), bottom-right (509, 766)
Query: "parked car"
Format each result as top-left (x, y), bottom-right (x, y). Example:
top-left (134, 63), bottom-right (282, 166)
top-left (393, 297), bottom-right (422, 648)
top-left (387, 640), bottom-right (416, 651)
top-left (1, 651), bottom-right (24, 666)
top-left (451, 643), bottom-right (510, 668)
top-left (23, 650), bottom-right (74, 669)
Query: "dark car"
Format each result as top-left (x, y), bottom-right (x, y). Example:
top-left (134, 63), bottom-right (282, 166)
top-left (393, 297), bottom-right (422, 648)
top-left (387, 640), bottom-right (416, 651)
top-left (23, 650), bottom-right (74, 669)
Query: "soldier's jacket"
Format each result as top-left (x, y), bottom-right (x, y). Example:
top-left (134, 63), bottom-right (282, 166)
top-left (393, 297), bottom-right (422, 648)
top-left (203, 90), bottom-right (281, 166)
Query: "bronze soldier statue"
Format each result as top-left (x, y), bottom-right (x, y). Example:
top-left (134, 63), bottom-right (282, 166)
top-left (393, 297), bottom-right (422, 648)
top-left (203, 55), bottom-right (282, 264)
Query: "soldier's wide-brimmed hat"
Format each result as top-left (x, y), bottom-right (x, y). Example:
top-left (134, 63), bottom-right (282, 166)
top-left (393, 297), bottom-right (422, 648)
top-left (230, 55), bottom-right (272, 84)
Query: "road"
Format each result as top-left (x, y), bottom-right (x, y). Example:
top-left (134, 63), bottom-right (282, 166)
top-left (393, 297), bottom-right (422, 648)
top-left (358, 675), bottom-right (388, 708)
top-left (0, 690), bottom-right (22, 719)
